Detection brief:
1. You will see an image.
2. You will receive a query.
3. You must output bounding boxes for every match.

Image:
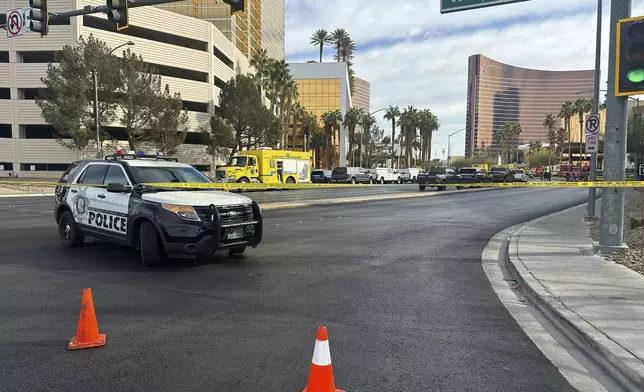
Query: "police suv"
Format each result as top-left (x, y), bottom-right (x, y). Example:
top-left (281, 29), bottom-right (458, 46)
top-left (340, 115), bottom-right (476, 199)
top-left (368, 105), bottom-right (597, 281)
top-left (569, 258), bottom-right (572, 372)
top-left (54, 150), bottom-right (263, 266)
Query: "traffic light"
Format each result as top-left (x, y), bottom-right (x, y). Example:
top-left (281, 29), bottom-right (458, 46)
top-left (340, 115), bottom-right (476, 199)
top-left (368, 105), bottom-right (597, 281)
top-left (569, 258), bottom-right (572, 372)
top-left (616, 15), bottom-right (644, 96)
top-left (222, 0), bottom-right (245, 15)
top-left (107, 0), bottom-right (128, 31)
top-left (28, 0), bottom-right (48, 37)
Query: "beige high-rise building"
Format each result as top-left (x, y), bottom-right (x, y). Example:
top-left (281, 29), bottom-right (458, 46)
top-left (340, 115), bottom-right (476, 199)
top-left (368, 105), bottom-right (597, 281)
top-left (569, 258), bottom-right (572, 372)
top-left (352, 77), bottom-right (371, 113)
top-left (156, 0), bottom-right (285, 60)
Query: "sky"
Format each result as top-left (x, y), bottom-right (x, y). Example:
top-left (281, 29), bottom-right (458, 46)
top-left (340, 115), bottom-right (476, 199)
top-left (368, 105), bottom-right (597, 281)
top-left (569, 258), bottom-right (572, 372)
top-left (285, 0), bottom-right (644, 159)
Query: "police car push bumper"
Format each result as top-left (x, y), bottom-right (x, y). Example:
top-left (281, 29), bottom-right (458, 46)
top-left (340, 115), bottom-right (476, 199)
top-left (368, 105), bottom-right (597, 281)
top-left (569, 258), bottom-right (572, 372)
top-left (153, 200), bottom-right (263, 257)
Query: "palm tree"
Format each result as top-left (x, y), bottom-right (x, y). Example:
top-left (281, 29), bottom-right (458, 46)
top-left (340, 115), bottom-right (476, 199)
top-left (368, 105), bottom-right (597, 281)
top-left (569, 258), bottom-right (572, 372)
top-left (300, 111), bottom-right (318, 152)
top-left (558, 100), bottom-right (576, 165)
top-left (384, 106), bottom-right (400, 165)
top-left (342, 107), bottom-right (364, 166)
top-left (417, 109), bottom-right (439, 168)
top-left (574, 97), bottom-right (592, 146)
top-left (249, 48), bottom-right (270, 93)
top-left (290, 103), bottom-right (306, 151)
top-left (400, 106), bottom-right (418, 168)
top-left (309, 130), bottom-right (328, 168)
top-left (543, 113), bottom-right (557, 152)
top-left (322, 110), bottom-right (342, 167)
top-left (330, 29), bottom-right (350, 62)
top-left (360, 113), bottom-right (376, 167)
top-left (310, 29), bottom-right (333, 63)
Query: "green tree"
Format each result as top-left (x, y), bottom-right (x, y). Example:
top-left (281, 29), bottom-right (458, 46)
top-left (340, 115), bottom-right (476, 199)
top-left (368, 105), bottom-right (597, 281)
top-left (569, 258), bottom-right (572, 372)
top-left (383, 106), bottom-right (400, 162)
top-left (528, 149), bottom-right (558, 168)
top-left (207, 115), bottom-right (235, 157)
top-left (36, 34), bottom-right (121, 151)
top-left (558, 100), bottom-right (575, 165)
top-left (300, 110), bottom-right (318, 152)
top-left (543, 113), bottom-right (557, 150)
top-left (330, 28), bottom-right (356, 95)
top-left (310, 29), bottom-right (333, 63)
top-left (497, 122), bottom-right (522, 163)
top-left (309, 130), bottom-right (328, 168)
top-left (148, 85), bottom-right (189, 154)
top-left (321, 110), bottom-right (343, 167)
top-left (399, 106), bottom-right (418, 167)
top-left (360, 113), bottom-right (377, 166)
top-left (574, 97), bottom-right (592, 146)
top-left (211, 74), bottom-right (279, 158)
top-left (115, 48), bottom-right (163, 150)
top-left (343, 107), bottom-right (364, 166)
top-left (418, 109), bottom-right (439, 168)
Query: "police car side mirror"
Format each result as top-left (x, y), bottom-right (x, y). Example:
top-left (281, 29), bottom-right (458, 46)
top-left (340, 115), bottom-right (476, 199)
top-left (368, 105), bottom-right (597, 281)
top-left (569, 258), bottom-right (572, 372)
top-left (106, 183), bottom-right (128, 193)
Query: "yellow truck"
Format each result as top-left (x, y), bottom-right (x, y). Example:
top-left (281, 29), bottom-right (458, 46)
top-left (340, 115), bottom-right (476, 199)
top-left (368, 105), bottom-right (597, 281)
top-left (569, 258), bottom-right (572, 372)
top-left (215, 148), bottom-right (312, 184)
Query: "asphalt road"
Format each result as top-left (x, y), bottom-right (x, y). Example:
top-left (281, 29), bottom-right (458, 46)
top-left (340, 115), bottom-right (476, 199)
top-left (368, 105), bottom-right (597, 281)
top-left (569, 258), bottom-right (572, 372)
top-left (0, 187), bottom-right (591, 391)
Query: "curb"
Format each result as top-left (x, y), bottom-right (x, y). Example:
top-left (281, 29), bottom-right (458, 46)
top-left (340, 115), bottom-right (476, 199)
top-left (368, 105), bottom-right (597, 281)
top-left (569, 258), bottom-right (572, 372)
top-left (505, 204), bottom-right (644, 391)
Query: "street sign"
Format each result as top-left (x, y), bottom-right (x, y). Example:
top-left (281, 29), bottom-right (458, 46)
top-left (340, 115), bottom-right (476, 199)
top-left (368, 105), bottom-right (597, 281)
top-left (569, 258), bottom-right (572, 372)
top-left (6, 8), bottom-right (25, 38)
top-left (585, 114), bottom-right (600, 135)
top-left (440, 0), bottom-right (531, 14)
top-left (586, 133), bottom-right (598, 154)
top-left (23, 7), bottom-right (32, 32)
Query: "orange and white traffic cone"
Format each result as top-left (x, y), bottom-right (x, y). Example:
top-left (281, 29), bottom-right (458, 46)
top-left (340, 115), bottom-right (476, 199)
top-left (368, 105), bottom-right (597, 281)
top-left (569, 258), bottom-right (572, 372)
top-left (302, 326), bottom-right (345, 392)
top-left (68, 288), bottom-right (107, 350)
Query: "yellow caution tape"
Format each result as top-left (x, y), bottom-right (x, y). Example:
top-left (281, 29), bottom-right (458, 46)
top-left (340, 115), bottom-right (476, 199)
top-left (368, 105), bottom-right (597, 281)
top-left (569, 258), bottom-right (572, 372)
top-left (1, 180), bottom-right (644, 189)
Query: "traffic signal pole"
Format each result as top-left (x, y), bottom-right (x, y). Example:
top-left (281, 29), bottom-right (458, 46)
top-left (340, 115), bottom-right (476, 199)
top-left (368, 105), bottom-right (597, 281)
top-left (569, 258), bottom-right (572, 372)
top-left (599, 0), bottom-right (631, 252)
top-left (587, 0), bottom-right (602, 219)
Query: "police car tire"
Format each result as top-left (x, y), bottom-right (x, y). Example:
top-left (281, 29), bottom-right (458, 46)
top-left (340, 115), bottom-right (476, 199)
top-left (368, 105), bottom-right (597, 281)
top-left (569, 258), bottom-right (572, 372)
top-left (229, 246), bottom-right (246, 255)
top-left (58, 211), bottom-right (84, 247)
top-left (139, 221), bottom-right (163, 267)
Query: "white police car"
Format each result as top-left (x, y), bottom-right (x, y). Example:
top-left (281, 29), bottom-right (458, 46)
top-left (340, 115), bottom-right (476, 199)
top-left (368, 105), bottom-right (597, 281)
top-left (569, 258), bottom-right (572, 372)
top-left (54, 150), bottom-right (263, 266)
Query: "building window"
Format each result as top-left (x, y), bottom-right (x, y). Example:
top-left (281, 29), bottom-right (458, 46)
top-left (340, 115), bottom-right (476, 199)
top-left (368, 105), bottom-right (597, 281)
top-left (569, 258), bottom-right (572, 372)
top-left (155, 63), bottom-right (208, 83)
top-left (23, 125), bottom-right (56, 139)
top-left (183, 101), bottom-right (209, 113)
top-left (83, 16), bottom-right (208, 52)
top-left (20, 51), bottom-right (60, 63)
top-left (19, 88), bottom-right (46, 100)
top-left (0, 124), bottom-right (11, 138)
top-left (0, 162), bottom-right (13, 171)
top-left (214, 76), bottom-right (227, 90)
top-left (184, 132), bottom-right (210, 145)
top-left (0, 51), bottom-right (8, 63)
top-left (213, 45), bottom-right (234, 70)
top-left (20, 163), bottom-right (70, 171)
top-left (0, 88), bottom-right (10, 99)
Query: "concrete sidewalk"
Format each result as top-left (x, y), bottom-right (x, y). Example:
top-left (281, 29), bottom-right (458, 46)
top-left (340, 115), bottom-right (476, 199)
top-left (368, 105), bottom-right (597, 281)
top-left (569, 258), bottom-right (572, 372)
top-left (507, 204), bottom-right (644, 390)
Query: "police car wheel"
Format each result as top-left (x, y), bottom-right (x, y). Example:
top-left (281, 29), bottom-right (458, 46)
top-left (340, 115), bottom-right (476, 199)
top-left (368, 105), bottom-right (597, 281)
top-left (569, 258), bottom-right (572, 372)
top-left (58, 211), bottom-right (84, 247)
top-left (229, 246), bottom-right (246, 255)
top-left (139, 221), bottom-right (164, 267)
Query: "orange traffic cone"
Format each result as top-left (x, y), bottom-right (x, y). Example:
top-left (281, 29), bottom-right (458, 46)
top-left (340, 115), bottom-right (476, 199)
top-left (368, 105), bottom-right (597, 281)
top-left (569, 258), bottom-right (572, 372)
top-left (68, 288), bottom-right (107, 350)
top-left (302, 326), bottom-right (345, 392)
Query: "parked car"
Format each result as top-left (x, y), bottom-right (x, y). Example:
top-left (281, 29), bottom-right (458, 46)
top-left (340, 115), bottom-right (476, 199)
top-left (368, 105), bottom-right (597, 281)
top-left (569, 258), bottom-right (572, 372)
top-left (457, 167), bottom-right (490, 188)
top-left (417, 167), bottom-right (458, 191)
top-left (367, 168), bottom-right (401, 184)
top-left (489, 167), bottom-right (514, 182)
top-left (398, 168), bottom-right (421, 183)
top-left (311, 169), bottom-right (332, 183)
top-left (331, 167), bottom-right (373, 184)
top-left (511, 169), bottom-right (530, 182)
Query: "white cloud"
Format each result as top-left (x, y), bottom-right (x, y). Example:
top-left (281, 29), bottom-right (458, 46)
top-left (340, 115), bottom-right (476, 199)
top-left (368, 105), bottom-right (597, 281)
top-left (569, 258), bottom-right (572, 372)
top-left (285, 0), bottom-right (644, 157)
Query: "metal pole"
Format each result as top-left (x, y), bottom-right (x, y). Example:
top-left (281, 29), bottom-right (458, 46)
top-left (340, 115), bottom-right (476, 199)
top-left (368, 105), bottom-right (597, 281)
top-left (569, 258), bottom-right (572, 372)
top-left (587, 0), bottom-right (602, 218)
top-left (93, 69), bottom-right (101, 159)
top-left (447, 134), bottom-right (451, 165)
top-left (599, 0), bottom-right (631, 251)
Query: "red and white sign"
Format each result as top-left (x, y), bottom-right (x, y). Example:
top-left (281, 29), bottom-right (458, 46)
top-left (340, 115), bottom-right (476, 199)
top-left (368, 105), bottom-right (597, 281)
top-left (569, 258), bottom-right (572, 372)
top-left (6, 8), bottom-right (24, 38)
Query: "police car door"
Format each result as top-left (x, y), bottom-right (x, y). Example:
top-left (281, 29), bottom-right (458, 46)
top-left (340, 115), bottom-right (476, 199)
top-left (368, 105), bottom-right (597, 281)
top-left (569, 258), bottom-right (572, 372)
top-left (98, 164), bottom-right (132, 237)
top-left (67, 163), bottom-right (108, 234)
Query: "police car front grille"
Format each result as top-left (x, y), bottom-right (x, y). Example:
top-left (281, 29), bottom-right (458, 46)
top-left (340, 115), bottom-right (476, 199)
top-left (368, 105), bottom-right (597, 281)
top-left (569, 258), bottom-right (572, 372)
top-left (194, 204), bottom-right (255, 226)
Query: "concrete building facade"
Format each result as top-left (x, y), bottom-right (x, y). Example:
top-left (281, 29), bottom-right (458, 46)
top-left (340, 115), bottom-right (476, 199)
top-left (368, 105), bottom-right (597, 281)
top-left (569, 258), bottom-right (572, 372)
top-left (465, 54), bottom-right (595, 157)
top-left (0, 0), bottom-right (260, 177)
top-left (287, 62), bottom-right (352, 166)
top-left (155, 0), bottom-right (285, 60)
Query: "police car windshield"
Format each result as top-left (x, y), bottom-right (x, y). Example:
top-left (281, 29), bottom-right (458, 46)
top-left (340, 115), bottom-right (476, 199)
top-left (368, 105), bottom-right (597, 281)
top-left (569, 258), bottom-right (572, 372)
top-left (129, 166), bottom-right (212, 185)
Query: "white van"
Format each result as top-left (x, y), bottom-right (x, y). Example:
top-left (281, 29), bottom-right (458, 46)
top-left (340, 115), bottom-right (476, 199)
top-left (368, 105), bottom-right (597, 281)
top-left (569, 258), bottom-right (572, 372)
top-left (368, 168), bottom-right (401, 184)
top-left (398, 168), bottom-right (420, 183)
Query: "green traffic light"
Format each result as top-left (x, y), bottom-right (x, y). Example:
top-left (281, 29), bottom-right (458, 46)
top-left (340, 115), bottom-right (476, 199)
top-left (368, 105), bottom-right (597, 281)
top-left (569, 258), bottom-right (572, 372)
top-left (627, 68), bottom-right (644, 83)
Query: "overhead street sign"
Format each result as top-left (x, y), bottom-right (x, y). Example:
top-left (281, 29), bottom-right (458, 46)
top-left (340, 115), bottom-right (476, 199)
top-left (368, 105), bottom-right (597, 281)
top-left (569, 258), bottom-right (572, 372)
top-left (6, 8), bottom-right (25, 38)
top-left (440, 0), bottom-right (531, 14)
top-left (585, 114), bottom-right (600, 135)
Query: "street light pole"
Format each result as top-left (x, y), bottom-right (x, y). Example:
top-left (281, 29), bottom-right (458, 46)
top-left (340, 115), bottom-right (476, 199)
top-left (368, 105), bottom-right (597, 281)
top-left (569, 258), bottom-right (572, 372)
top-left (93, 40), bottom-right (135, 159)
top-left (447, 128), bottom-right (465, 166)
top-left (587, 0), bottom-right (602, 218)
